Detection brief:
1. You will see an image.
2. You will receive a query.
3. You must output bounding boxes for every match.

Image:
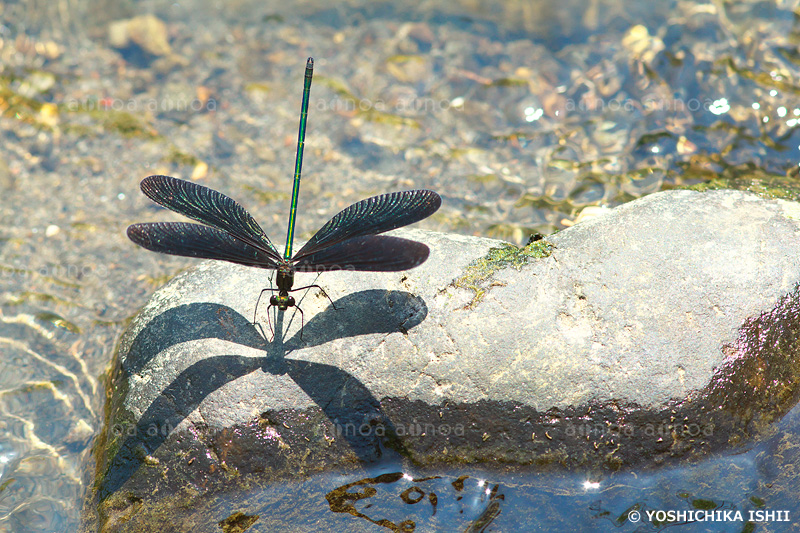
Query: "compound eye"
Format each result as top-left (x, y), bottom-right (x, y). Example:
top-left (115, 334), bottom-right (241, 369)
top-left (269, 295), bottom-right (278, 305)
top-left (287, 296), bottom-right (295, 306)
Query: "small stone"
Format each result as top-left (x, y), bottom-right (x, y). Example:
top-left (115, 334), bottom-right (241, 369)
top-left (108, 15), bottom-right (172, 57)
top-left (38, 102), bottom-right (59, 128)
top-left (191, 161), bottom-right (209, 180)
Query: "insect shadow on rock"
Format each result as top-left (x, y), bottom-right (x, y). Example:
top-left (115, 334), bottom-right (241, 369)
top-left (127, 58), bottom-right (441, 340)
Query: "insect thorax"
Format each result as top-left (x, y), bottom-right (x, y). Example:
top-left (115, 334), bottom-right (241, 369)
top-left (276, 263), bottom-right (295, 291)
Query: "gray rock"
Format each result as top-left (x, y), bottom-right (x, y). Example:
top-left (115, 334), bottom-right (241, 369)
top-left (94, 189), bottom-right (800, 528)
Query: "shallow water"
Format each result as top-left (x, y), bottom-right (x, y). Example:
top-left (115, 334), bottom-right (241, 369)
top-left (1, 0), bottom-right (799, 530)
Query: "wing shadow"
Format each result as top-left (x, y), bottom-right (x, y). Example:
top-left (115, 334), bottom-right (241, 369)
top-left (100, 290), bottom-right (428, 499)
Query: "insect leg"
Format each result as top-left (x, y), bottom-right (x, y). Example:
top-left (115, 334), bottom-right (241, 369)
top-left (291, 284), bottom-right (338, 310)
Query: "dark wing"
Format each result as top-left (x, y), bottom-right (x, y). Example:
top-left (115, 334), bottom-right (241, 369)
top-left (127, 222), bottom-right (282, 269)
top-left (139, 175), bottom-right (281, 260)
top-left (294, 235), bottom-right (429, 272)
top-left (292, 190), bottom-right (440, 261)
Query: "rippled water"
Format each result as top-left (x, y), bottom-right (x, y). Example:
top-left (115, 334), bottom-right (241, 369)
top-left (1, 0), bottom-right (799, 530)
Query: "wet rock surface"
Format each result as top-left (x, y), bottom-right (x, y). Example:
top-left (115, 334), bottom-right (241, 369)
top-left (94, 189), bottom-right (800, 529)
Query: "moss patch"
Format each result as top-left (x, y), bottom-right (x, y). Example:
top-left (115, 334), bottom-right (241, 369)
top-left (451, 238), bottom-right (554, 308)
top-left (162, 146), bottom-right (201, 167)
top-left (680, 174), bottom-right (800, 201)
